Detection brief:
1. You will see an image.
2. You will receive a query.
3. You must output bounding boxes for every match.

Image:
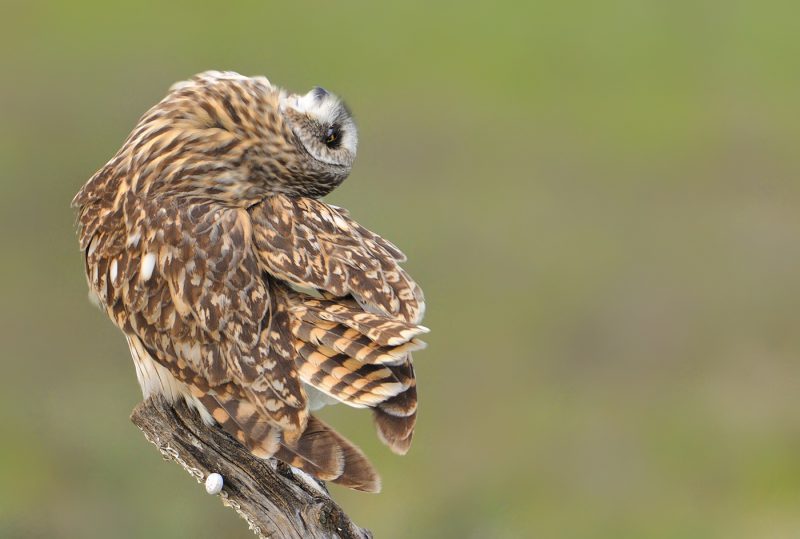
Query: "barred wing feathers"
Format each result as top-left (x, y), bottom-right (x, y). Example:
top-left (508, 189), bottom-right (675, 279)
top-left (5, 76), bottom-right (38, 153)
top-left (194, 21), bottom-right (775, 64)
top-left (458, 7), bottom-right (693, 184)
top-left (250, 194), bottom-right (425, 324)
top-left (79, 199), bottom-right (309, 441)
top-left (250, 195), bottom-right (427, 454)
top-left (77, 190), bottom-right (425, 489)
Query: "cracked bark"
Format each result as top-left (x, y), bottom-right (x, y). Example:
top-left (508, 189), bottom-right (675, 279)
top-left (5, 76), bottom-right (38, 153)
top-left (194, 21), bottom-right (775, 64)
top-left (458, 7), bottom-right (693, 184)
top-left (130, 395), bottom-right (372, 539)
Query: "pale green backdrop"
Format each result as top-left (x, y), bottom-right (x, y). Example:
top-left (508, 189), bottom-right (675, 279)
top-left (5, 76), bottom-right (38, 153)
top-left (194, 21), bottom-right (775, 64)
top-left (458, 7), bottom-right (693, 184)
top-left (1, 1), bottom-right (799, 538)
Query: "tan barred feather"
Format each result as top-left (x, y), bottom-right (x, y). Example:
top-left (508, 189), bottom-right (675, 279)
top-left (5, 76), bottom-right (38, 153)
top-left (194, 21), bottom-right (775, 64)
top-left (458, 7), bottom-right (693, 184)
top-left (196, 388), bottom-right (282, 458)
top-left (196, 389), bottom-right (379, 490)
top-left (73, 71), bottom-right (426, 493)
top-left (275, 416), bottom-right (380, 492)
top-left (295, 344), bottom-right (402, 404)
top-left (373, 359), bottom-right (417, 455)
top-left (286, 416), bottom-right (381, 492)
top-left (298, 298), bottom-right (429, 347)
top-left (274, 418), bottom-right (345, 482)
top-left (374, 409), bottom-right (416, 455)
top-left (199, 384), bottom-right (379, 491)
top-left (285, 291), bottom-right (421, 455)
top-left (292, 318), bottom-right (425, 365)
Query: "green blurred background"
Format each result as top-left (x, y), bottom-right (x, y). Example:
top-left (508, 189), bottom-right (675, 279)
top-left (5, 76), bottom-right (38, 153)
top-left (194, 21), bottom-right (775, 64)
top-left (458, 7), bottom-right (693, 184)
top-left (2, 1), bottom-right (799, 537)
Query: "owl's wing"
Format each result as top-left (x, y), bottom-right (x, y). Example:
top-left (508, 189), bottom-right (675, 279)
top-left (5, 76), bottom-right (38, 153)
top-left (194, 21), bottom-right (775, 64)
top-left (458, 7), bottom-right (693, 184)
top-left (82, 197), bottom-right (306, 426)
top-left (249, 194), bottom-right (425, 324)
top-left (249, 194), bottom-right (427, 454)
top-left (82, 196), bottom-right (380, 491)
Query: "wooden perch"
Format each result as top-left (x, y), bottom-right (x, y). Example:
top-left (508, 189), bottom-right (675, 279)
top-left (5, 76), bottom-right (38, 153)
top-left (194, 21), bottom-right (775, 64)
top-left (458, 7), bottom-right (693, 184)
top-left (131, 395), bottom-right (372, 539)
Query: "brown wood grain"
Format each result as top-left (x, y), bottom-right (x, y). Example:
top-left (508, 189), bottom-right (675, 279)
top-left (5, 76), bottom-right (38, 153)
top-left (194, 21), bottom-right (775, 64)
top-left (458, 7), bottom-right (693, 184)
top-left (131, 395), bottom-right (372, 539)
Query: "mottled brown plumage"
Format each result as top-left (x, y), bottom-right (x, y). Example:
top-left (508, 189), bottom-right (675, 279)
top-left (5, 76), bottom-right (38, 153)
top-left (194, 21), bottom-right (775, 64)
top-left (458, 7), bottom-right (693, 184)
top-left (73, 71), bottom-right (427, 492)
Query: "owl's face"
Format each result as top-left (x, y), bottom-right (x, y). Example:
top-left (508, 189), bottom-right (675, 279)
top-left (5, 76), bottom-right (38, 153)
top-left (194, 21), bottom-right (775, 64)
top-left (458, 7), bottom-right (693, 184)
top-left (119, 72), bottom-right (358, 204)
top-left (280, 86), bottom-right (358, 169)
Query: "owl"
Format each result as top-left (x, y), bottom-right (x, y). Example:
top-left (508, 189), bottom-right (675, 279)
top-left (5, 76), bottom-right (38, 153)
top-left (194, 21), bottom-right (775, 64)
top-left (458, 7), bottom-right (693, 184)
top-left (72, 71), bottom-right (427, 492)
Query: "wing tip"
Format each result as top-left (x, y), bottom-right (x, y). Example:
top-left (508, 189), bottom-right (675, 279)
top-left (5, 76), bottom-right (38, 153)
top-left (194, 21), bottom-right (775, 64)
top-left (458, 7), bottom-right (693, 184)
top-left (374, 408), bottom-right (416, 455)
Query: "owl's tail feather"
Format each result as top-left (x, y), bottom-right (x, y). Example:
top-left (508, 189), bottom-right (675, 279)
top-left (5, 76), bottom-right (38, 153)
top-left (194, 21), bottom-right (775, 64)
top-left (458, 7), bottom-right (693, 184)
top-left (373, 361), bottom-right (417, 455)
top-left (198, 390), bottom-right (380, 492)
top-left (288, 295), bottom-right (421, 455)
top-left (276, 415), bottom-right (381, 492)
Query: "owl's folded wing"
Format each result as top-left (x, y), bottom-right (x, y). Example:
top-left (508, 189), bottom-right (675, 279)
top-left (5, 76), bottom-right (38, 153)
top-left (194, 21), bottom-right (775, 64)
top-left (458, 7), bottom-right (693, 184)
top-left (249, 194), bottom-right (425, 324)
top-left (81, 198), bottom-right (308, 434)
top-left (249, 194), bottom-right (426, 455)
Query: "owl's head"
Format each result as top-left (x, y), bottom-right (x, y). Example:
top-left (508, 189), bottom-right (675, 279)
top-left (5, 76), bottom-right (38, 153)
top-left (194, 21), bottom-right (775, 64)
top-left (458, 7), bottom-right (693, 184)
top-left (280, 86), bottom-right (358, 169)
top-left (112, 71), bottom-right (359, 204)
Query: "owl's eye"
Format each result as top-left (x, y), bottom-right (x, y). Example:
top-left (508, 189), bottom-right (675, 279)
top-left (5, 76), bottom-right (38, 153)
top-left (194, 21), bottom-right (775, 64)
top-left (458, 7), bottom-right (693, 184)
top-left (323, 125), bottom-right (342, 149)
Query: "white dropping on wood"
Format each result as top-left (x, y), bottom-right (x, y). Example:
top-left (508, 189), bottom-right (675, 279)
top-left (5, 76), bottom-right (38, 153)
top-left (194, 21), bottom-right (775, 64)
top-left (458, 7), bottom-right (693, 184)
top-left (205, 472), bottom-right (224, 495)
